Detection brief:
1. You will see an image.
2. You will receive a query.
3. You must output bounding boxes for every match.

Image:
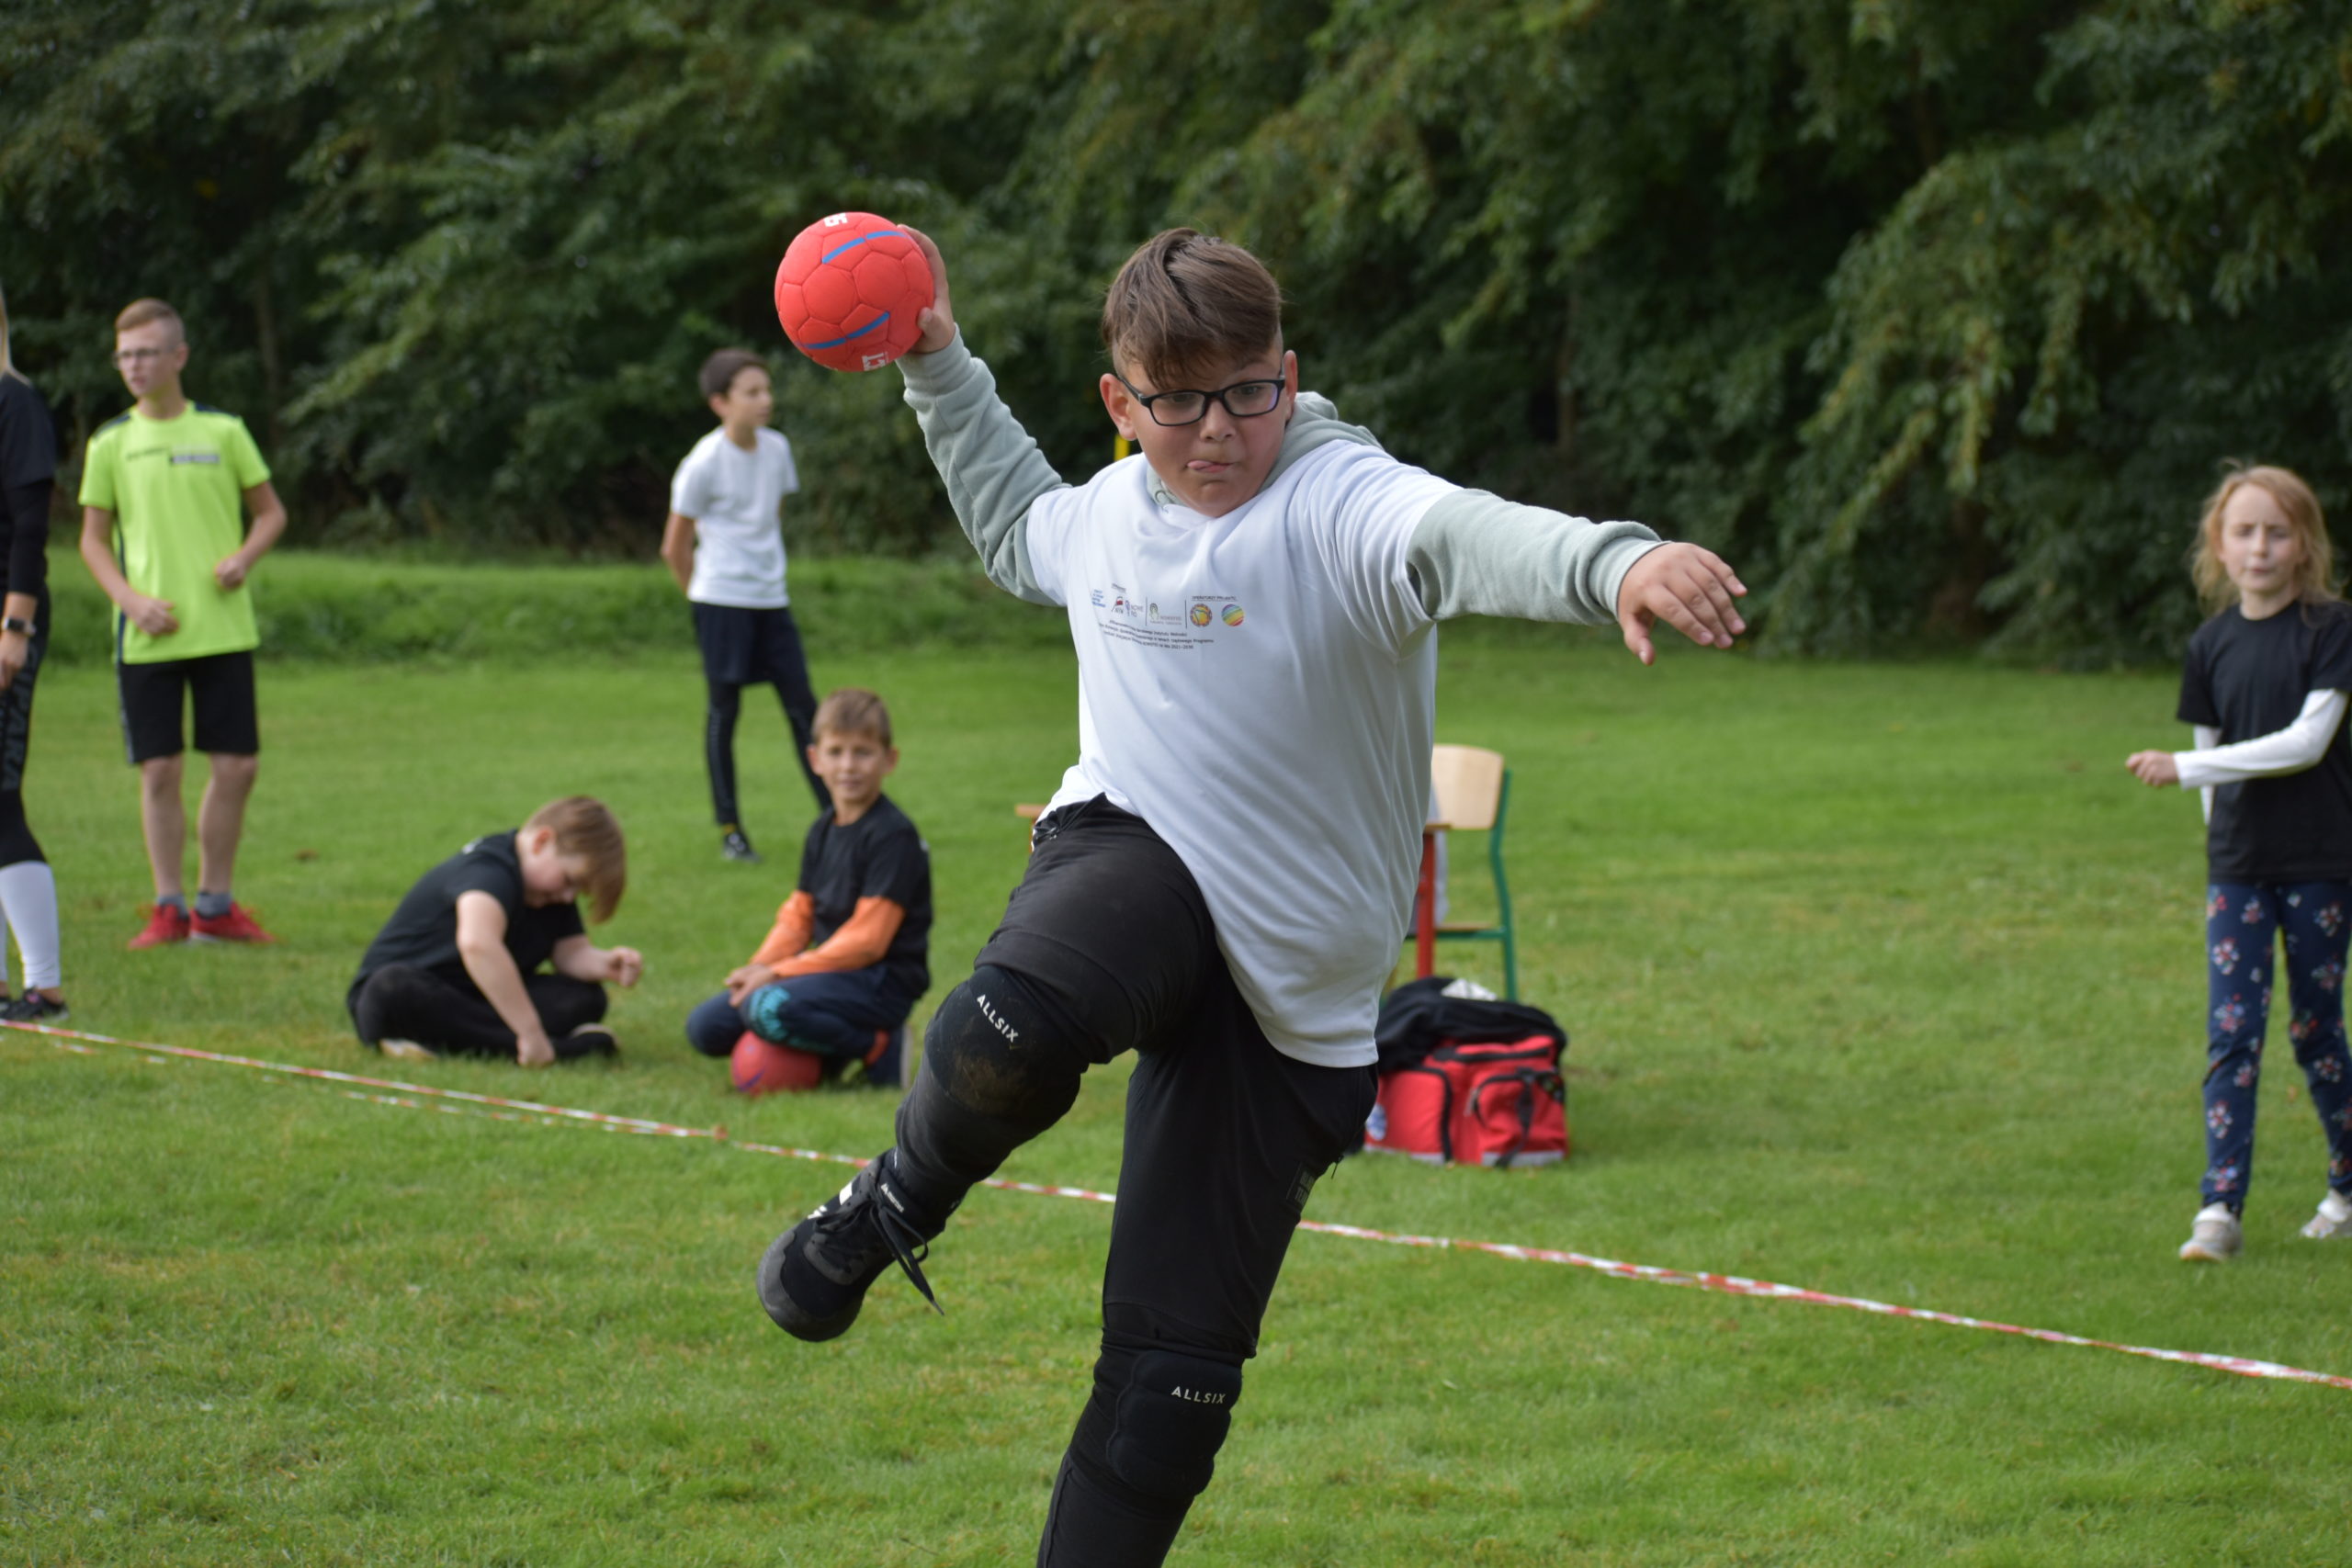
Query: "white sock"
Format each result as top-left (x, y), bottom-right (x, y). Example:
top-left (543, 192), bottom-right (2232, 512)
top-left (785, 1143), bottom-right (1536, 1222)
top-left (0, 860), bottom-right (62, 992)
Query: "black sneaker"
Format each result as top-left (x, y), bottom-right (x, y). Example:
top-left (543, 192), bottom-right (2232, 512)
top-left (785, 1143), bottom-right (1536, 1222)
top-left (1, 993), bottom-right (68, 1025)
top-left (757, 1149), bottom-right (947, 1341)
top-left (556, 1023), bottom-right (620, 1061)
top-left (720, 829), bottom-right (762, 864)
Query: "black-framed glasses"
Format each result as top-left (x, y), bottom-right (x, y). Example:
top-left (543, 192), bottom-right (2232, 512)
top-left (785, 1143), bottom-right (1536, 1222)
top-left (112, 347), bottom-right (171, 366)
top-left (1114, 372), bottom-right (1286, 427)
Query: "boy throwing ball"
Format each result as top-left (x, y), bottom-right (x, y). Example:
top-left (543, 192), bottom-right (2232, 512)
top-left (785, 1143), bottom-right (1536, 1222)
top-left (755, 229), bottom-right (1744, 1563)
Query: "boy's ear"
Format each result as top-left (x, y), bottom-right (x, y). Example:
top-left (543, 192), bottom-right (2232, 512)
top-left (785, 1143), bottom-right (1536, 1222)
top-left (707, 392), bottom-right (731, 420)
top-left (1099, 373), bottom-right (1140, 442)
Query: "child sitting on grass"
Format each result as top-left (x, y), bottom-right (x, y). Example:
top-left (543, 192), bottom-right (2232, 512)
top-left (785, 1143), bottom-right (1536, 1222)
top-left (685, 688), bottom-right (930, 1089)
top-left (348, 796), bottom-right (641, 1066)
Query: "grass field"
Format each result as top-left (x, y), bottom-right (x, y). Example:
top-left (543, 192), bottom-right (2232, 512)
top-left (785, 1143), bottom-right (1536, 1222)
top-left (6, 582), bottom-right (2349, 1565)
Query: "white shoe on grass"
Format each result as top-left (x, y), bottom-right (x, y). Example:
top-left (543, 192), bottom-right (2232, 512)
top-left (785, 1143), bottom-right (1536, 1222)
top-left (2299, 1190), bottom-right (2352, 1241)
top-left (2179, 1202), bottom-right (2242, 1262)
top-left (378, 1037), bottom-right (439, 1063)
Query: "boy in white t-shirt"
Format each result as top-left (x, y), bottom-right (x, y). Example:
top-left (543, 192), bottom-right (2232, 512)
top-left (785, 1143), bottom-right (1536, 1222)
top-left (754, 230), bottom-right (1746, 1564)
top-left (661, 349), bottom-right (828, 863)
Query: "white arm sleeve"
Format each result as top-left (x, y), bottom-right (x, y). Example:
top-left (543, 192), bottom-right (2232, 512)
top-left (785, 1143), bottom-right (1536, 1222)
top-left (2175, 691), bottom-right (2349, 790)
top-left (2193, 724), bottom-right (2220, 824)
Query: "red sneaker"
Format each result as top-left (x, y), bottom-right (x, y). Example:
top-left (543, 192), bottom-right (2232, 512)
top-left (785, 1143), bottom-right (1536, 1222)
top-left (190, 902), bottom-right (278, 944)
top-left (128, 902), bottom-right (191, 950)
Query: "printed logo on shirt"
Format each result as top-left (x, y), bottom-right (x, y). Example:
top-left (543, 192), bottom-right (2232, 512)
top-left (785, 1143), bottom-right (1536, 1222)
top-left (1193, 594), bottom-right (1244, 632)
top-left (1089, 581), bottom-right (1238, 652)
top-left (170, 450), bottom-right (221, 466)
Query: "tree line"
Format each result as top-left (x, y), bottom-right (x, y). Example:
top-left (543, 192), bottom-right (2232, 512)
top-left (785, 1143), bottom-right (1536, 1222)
top-left (5, 0), bottom-right (2346, 658)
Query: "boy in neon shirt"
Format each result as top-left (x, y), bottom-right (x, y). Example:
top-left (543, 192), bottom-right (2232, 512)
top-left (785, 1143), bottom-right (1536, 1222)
top-left (78, 299), bottom-right (285, 948)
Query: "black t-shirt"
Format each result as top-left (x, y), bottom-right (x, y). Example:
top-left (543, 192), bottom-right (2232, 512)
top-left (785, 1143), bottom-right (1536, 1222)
top-left (0, 374), bottom-right (56, 601)
top-left (2177, 601), bottom-right (2352, 882)
top-left (800, 794), bottom-right (932, 996)
top-left (354, 830), bottom-right (586, 987)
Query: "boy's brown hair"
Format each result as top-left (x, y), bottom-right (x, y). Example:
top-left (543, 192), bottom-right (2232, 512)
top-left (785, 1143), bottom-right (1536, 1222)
top-left (525, 795), bottom-right (628, 923)
top-left (1101, 229), bottom-right (1284, 387)
top-left (699, 347), bottom-right (768, 402)
top-left (115, 298), bottom-right (185, 341)
top-left (2190, 463), bottom-right (2337, 612)
top-left (813, 687), bottom-right (892, 749)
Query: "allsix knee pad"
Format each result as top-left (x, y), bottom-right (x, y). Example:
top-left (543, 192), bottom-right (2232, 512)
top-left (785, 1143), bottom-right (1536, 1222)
top-left (918, 964), bottom-right (1089, 1122)
top-left (1073, 1346), bottom-right (1244, 1507)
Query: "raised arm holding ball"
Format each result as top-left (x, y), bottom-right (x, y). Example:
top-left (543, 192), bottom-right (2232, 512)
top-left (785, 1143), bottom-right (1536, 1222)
top-left (754, 220), bottom-right (1745, 1567)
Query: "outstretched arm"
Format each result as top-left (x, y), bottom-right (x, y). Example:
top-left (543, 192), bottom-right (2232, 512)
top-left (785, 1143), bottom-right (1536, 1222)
top-left (896, 228), bottom-right (1065, 606)
top-left (1407, 492), bottom-right (1746, 662)
top-left (2128, 691), bottom-right (2347, 792)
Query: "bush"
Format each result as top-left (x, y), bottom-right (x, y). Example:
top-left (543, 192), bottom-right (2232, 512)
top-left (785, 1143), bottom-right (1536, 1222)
top-left (40, 547), bottom-right (1069, 667)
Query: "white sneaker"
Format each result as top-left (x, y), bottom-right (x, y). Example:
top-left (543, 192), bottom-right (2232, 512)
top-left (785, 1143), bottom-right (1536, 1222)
top-left (2179, 1202), bottom-right (2243, 1262)
top-left (378, 1037), bottom-right (439, 1063)
top-left (2299, 1190), bottom-right (2352, 1241)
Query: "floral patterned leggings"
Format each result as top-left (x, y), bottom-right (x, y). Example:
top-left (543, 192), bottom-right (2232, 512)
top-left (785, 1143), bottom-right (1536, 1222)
top-left (2201, 881), bottom-right (2352, 1212)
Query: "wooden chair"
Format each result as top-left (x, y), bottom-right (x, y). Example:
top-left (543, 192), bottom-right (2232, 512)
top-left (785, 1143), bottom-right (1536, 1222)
top-left (1410, 744), bottom-right (1518, 998)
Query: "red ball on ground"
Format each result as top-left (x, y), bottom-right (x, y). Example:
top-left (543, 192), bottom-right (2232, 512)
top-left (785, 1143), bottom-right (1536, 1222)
top-left (773, 211), bottom-right (934, 373)
top-left (730, 1031), bottom-right (825, 1094)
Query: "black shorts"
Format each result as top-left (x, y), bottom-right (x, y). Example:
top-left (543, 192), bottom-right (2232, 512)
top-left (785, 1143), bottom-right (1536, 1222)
top-left (693, 602), bottom-right (814, 693)
top-left (980, 796), bottom-right (1377, 1355)
top-left (119, 649), bottom-right (260, 764)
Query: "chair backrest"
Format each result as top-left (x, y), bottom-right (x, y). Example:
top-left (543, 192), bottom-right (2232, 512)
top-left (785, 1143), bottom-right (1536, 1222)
top-left (1430, 744), bottom-right (1505, 831)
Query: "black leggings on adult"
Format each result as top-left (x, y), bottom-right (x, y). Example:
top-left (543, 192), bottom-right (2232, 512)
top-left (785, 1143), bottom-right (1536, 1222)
top-left (883, 799), bottom-right (1374, 1567)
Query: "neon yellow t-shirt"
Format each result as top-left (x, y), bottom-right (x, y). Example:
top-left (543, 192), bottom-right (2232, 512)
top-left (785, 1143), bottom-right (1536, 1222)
top-left (78, 404), bottom-right (271, 664)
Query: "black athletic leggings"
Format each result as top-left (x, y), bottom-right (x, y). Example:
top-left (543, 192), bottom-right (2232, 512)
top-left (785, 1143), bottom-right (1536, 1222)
top-left (705, 680), bottom-right (828, 828)
top-left (346, 964), bottom-right (606, 1058)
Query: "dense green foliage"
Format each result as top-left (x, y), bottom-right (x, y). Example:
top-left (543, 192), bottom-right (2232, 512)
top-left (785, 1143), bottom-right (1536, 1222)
top-left (6, 0), bottom-right (2348, 655)
top-left (8, 643), bottom-right (2352, 1563)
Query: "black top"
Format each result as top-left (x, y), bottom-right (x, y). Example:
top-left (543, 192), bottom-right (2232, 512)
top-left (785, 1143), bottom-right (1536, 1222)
top-left (2177, 600), bottom-right (2352, 882)
top-left (799, 794), bottom-right (931, 996)
top-left (354, 830), bottom-right (586, 987)
top-left (0, 374), bottom-right (56, 602)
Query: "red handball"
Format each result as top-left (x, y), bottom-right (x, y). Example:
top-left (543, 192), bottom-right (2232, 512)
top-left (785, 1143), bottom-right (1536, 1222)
top-left (773, 211), bottom-right (934, 373)
top-left (730, 1032), bottom-right (825, 1095)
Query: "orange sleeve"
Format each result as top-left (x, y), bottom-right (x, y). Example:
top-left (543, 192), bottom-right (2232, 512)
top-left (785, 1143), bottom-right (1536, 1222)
top-left (770, 897), bottom-right (905, 978)
top-left (748, 891), bottom-right (817, 969)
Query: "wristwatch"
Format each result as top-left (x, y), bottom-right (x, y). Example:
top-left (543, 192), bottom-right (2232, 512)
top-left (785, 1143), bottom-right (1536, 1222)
top-left (0, 617), bottom-right (32, 637)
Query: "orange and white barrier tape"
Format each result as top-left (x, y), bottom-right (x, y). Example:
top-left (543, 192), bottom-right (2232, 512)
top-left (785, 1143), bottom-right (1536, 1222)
top-left (9, 1020), bottom-right (2346, 1392)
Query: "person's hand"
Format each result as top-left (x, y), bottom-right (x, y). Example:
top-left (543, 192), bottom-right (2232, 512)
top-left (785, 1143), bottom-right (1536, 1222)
top-left (515, 1030), bottom-right (557, 1068)
top-left (606, 946), bottom-right (645, 987)
top-left (1616, 543), bottom-right (1747, 665)
top-left (0, 630), bottom-right (25, 692)
top-left (127, 593), bottom-right (177, 637)
top-left (2126, 750), bottom-right (2181, 787)
top-left (726, 963), bottom-right (776, 1007)
top-left (215, 553), bottom-right (252, 590)
top-left (903, 227), bottom-right (957, 355)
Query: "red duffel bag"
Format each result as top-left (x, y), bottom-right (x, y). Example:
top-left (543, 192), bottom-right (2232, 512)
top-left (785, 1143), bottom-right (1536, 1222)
top-left (1366, 1035), bottom-right (1568, 1168)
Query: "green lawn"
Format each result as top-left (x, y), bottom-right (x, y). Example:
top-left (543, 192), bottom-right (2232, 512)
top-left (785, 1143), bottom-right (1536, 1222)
top-left (5, 617), bottom-right (2349, 1566)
